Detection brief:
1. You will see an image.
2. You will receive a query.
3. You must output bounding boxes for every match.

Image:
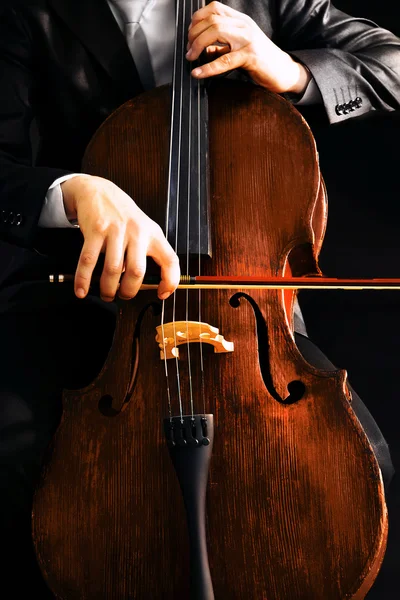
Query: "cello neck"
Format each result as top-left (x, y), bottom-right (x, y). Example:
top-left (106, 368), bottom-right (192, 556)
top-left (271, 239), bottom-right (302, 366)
top-left (166, 0), bottom-right (211, 258)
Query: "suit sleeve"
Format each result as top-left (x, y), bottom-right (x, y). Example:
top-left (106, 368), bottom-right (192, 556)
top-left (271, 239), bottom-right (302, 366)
top-left (0, 7), bottom-right (72, 248)
top-left (275, 0), bottom-right (400, 123)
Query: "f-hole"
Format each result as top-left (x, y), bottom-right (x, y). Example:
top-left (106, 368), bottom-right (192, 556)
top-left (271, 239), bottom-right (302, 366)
top-left (229, 293), bottom-right (306, 405)
top-left (98, 301), bottom-right (162, 416)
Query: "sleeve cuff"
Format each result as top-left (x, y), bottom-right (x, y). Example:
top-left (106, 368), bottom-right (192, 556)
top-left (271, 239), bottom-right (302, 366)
top-left (39, 173), bottom-right (82, 228)
top-left (288, 77), bottom-right (323, 106)
top-left (288, 48), bottom-right (374, 124)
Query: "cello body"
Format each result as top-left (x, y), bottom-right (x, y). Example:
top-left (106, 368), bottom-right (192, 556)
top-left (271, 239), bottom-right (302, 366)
top-left (32, 81), bottom-right (387, 599)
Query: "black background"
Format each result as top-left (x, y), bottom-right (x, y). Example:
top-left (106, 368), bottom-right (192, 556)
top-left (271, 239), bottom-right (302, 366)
top-left (296, 2), bottom-right (400, 598)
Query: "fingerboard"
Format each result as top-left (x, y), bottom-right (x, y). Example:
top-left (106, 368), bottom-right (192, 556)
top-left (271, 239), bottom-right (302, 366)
top-left (166, 0), bottom-right (211, 258)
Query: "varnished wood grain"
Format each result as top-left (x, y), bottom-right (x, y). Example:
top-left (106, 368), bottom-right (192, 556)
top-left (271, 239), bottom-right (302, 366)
top-left (32, 81), bottom-right (387, 599)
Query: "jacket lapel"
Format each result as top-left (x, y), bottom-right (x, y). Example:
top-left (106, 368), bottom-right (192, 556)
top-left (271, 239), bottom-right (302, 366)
top-left (48, 0), bottom-right (144, 98)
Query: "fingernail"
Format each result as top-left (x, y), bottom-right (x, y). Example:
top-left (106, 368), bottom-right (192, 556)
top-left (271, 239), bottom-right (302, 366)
top-left (186, 48), bottom-right (193, 58)
top-left (192, 67), bottom-right (202, 76)
top-left (76, 288), bottom-right (85, 298)
top-left (159, 291), bottom-right (170, 300)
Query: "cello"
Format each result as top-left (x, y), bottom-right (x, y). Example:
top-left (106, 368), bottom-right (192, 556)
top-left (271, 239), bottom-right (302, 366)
top-left (32, 0), bottom-right (388, 597)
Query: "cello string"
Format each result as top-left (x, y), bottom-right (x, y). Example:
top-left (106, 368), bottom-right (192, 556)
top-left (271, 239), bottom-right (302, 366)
top-left (160, 302), bottom-right (173, 420)
top-left (171, 0), bottom-right (189, 422)
top-left (163, 0), bottom-right (185, 421)
top-left (185, 0), bottom-right (196, 420)
top-left (161, 0), bottom-right (183, 422)
top-left (197, 0), bottom-right (207, 417)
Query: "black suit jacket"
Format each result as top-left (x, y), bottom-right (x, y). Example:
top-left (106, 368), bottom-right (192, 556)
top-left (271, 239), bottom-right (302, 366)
top-left (0, 0), bottom-right (399, 281)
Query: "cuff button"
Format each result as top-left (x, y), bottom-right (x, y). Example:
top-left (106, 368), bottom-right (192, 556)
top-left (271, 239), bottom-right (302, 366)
top-left (335, 103), bottom-right (344, 116)
top-left (348, 100), bottom-right (356, 112)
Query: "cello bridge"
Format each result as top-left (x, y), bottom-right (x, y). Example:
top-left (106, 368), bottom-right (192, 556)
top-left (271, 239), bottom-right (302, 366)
top-left (155, 321), bottom-right (234, 360)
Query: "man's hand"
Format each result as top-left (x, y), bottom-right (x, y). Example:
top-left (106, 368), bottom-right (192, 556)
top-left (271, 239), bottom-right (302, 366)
top-left (187, 1), bottom-right (311, 95)
top-left (61, 175), bottom-right (180, 302)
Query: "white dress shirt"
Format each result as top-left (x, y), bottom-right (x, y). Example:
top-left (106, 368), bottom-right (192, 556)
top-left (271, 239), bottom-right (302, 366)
top-left (38, 0), bottom-right (321, 229)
